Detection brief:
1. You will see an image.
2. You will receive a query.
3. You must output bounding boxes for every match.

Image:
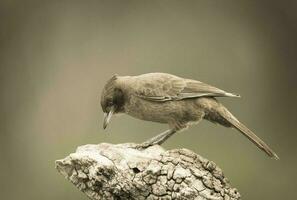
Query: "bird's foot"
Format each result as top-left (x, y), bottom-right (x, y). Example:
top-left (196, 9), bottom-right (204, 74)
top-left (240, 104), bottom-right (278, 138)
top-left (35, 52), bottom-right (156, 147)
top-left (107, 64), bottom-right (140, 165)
top-left (132, 129), bottom-right (177, 150)
top-left (132, 141), bottom-right (156, 150)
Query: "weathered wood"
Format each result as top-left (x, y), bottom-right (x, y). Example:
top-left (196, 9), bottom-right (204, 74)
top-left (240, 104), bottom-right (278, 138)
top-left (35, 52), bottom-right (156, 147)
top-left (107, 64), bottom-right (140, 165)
top-left (55, 143), bottom-right (241, 200)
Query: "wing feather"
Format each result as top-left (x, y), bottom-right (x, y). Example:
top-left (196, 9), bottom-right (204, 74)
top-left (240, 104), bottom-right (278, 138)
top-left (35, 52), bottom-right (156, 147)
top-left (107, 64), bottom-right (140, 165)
top-left (133, 73), bottom-right (239, 101)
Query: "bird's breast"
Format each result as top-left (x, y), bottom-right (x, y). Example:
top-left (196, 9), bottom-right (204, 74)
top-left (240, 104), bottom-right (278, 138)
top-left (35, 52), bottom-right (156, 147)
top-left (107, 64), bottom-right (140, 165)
top-left (124, 95), bottom-right (204, 125)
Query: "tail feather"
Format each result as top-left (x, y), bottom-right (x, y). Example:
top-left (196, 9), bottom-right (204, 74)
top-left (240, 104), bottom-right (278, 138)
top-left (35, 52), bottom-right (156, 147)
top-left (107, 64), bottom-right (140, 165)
top-left (207, 104), bottom-right (279, 160)
top-left (227, 116), bottom-right (279, 160)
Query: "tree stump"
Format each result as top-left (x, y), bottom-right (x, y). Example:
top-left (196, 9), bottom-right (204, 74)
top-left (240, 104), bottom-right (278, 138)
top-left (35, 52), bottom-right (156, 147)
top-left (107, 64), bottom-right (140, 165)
top-left (55, 143), bottom-right (241, 200)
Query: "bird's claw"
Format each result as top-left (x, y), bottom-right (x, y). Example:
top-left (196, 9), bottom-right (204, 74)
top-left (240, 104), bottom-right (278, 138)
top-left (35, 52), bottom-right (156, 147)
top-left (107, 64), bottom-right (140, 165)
top-left (131, 142), bottom-right (154, 150)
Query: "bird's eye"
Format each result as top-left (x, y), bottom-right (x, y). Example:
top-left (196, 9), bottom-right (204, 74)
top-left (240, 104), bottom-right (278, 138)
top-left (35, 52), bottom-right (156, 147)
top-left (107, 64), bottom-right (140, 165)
top-left (107, 100), bottom-right (113, 106)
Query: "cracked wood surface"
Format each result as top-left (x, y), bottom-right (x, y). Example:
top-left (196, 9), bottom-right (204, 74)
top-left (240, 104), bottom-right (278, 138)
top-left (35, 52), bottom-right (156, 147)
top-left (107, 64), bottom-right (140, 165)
top-left (55, 143), bottom-right (241, 200)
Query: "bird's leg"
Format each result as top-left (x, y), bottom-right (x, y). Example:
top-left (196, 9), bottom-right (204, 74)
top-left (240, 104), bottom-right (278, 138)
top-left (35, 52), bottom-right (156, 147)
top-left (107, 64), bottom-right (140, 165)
top-left (135, 129), bottom-right (177, 149)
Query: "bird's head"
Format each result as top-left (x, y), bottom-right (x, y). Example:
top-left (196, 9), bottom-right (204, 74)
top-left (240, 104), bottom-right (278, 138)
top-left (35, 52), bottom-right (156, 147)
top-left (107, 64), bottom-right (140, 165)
top-left (100, 74), bottom-right (125, 129)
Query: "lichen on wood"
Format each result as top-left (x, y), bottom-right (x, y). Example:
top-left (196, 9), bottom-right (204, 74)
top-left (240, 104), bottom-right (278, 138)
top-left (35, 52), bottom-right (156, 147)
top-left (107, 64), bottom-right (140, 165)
top-left (55, 143), bottom-right (241, 200)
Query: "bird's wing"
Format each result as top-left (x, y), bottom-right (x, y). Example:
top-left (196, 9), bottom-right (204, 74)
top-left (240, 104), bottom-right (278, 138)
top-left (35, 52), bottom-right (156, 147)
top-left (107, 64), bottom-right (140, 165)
top-left (133, 73), bottom-right (240, 102)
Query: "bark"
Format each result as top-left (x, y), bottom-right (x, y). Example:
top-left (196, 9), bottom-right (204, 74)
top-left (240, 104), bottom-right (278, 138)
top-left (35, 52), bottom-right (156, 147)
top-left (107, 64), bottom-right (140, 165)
top-left (55, 143), bottom-right (241, 200)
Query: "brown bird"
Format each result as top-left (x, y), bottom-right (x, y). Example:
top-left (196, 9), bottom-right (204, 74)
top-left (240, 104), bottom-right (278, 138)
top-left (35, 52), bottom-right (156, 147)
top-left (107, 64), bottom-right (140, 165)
top-left (100, 72), bottom-right (279, 159)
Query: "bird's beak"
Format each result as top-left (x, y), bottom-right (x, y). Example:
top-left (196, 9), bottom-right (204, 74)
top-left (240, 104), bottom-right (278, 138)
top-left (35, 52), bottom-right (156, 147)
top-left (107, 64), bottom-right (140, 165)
top-left (103, 106), bottom-right (115, 129)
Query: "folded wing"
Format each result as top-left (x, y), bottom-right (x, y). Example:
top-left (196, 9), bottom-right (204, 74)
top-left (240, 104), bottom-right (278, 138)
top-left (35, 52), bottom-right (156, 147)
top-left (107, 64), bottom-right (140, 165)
top-left (133, 73), bottom-right (240, 102)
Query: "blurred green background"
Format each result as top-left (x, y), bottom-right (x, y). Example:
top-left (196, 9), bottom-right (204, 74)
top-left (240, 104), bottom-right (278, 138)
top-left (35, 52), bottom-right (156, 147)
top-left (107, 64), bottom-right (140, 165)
top-left (0, 0), bottom-right (296, 199)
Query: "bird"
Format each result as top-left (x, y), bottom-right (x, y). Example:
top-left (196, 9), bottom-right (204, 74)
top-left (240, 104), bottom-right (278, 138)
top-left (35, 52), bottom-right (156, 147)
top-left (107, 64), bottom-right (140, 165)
top-left (100, 72), bottom-right (279, 159)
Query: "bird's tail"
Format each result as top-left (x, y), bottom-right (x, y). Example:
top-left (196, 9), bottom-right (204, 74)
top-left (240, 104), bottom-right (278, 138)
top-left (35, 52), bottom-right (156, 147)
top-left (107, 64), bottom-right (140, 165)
top-left (204, 103), bottom-right (279, 160)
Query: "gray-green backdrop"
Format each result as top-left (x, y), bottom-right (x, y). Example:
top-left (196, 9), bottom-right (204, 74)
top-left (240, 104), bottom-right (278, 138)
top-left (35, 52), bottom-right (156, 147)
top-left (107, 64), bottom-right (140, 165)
top-left (0, 0), bottom-right (296, 199)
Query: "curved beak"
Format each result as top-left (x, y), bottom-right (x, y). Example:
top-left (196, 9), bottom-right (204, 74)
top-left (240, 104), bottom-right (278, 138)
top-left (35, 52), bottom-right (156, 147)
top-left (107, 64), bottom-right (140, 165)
top-left (103, 106), bottom-right (115, 129)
